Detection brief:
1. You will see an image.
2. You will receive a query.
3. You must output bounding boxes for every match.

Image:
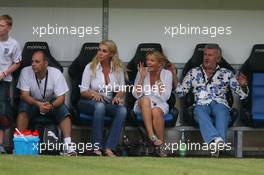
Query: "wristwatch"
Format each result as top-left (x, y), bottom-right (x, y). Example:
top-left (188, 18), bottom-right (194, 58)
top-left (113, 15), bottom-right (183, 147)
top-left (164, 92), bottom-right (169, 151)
top-left (114, 96), bottom-right (120, 100)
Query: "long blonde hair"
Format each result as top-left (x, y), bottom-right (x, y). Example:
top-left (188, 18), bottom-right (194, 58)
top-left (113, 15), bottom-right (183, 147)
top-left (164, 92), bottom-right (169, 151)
top-left (90, 40), bottom-right (127, 82)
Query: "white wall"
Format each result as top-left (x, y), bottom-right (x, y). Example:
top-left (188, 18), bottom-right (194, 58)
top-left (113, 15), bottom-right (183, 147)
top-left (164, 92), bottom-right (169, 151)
top-left (109, 9), bottom-right (264, 64)
top-left (1, 7), bottom-right (264, 64)
top-left (0, 7), bottom-right (102, 61)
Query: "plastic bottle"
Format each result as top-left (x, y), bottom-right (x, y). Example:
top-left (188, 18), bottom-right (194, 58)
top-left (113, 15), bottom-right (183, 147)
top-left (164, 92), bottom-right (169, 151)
top-left (13, 130), bottom-right (28, 155)
top-left (179, 130), bottom-right (187, 157)
top-left (31, 130), bottom-right (40, 156)
top-left (122, 134), bottom-right (129, 156)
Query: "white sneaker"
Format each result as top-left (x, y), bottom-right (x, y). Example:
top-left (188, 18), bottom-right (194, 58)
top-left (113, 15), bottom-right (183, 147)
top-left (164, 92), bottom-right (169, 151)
top-left (61, 143), bottom-right (77, 156)
top-left (210, 137), bottom-right (224, 158)
top-left (215, 137), bottom-right (224, 147)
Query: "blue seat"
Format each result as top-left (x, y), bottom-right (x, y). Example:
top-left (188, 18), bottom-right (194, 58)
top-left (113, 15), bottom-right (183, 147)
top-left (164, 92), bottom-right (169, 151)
top-left (240, 44), bottom-right (264, 127)
top-left (251, 73), bottom-right (264, 127)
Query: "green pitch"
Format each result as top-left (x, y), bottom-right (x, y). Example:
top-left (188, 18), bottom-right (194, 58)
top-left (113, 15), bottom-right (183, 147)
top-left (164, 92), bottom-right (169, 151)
top-left (0, 156), bottom-right (263, 175)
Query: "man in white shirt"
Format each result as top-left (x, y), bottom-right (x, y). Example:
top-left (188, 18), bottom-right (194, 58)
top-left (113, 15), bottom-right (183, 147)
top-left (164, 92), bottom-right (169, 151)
top-left (16, 50), bottom-right (76, 156)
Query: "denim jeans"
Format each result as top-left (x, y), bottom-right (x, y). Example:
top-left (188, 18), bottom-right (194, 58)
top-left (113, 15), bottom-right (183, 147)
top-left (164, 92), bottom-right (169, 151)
top-left (193, 101), bottom-right (230, 143)
top-left (0, 82), bottom-right (12, 130)
top-left (79, 99), bottom-right (127, 150)
top-left (0, 81), bottom-right (11, 117)
top-left (18, 100), bottom-right (70, 124)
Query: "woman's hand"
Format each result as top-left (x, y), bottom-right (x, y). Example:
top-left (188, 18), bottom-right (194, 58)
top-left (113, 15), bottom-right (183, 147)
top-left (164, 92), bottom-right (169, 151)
top-left (91, 92), bottom-right (105, 102)
top-left (112, 96), bottom-right (123, 105)
top-left (167, 63), bottom-right (177, 76)
top-left (137, 62), bottom-right (147, 80)
top-left (167, 63), bottom-right (178, 88)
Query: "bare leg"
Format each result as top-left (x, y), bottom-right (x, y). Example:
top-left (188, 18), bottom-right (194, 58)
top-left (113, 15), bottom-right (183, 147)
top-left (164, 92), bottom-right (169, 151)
top-left (138, 97), bottom-right (154, 137)
top-left (152, 108), bottom-right (165, 144)
top-left (0, 130), bottom-right (3, 145)
top-left (59, 116), bottom-right (71, 138)
top-left (16, 112), bottom-right (29, 131)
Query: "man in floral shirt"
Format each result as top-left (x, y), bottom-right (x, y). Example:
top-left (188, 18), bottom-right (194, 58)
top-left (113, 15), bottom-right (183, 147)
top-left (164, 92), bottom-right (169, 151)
top-left (176, 44), bottom-right (248, 154)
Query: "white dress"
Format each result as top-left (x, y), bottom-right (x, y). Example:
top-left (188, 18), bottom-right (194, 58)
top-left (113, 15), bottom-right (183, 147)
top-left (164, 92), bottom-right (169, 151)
top-left (132, 69), bottom-right (172, 114)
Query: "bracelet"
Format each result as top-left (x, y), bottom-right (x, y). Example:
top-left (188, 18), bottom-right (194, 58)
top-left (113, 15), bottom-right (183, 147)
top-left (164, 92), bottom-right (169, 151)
top-left (50, 102), bottom-right (55, 109)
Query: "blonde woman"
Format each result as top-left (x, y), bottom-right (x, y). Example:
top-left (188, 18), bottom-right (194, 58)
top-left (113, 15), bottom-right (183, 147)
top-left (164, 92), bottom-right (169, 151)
top-left (79, 40), bottom-right (127, 157)
top-left (133, 51), bottom-right (172, 154)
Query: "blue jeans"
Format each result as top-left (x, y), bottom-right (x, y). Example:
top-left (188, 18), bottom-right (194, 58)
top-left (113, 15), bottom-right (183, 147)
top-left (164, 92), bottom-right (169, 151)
top-left (0, 82), bottom-right (12, 130)
top-left (79, 99), bottom-right (127, 150)
top-left (193, 102), bottom-right (230, 143)
top-left (0, 82), bottom-right (11, 117)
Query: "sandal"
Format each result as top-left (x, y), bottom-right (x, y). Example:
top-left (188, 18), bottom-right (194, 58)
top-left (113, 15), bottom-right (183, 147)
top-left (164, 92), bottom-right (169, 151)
top-left (157, 144), bottom-right (168, 157)
top-left (150, 135), bottom-right (162, 146)
top-left (92, 150), bottom-right (103, 156)
top-left (104, 149), bottom-right (117, 157)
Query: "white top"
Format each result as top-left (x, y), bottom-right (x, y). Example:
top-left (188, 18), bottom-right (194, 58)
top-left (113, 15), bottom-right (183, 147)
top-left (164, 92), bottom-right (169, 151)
top-left (0, 36), bottom-right (21, 82)
top-left (17, 66), bottom-right (69, 101)
top-left (80, 62), bottom-right (125, 102)
top-left (133, 69), bottom-right (173, 114)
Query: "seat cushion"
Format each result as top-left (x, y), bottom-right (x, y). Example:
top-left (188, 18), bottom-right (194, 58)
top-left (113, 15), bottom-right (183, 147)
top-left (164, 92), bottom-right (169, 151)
top-left (136, 113), bottom-right (175, 126)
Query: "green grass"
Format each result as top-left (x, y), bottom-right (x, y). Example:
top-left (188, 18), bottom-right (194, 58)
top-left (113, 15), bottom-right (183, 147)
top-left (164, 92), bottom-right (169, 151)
top-left (0, 155), bottom-right (264, 175)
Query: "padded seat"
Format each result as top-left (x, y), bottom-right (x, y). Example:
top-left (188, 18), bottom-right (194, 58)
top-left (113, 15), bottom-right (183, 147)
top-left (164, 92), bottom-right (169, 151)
top-left (240, 44), bottom-right (264, 127)
top-left (251, 73), bottom-right (264, 126)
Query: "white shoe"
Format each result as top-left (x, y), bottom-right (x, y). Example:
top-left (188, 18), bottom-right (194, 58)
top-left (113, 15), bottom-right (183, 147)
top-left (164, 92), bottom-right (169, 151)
top-left (210, 137), bottom-right (224, 158)
top-left (61, 143), bottom-right (77, 156)
top-left (215, 137), bottom-right (224, 147)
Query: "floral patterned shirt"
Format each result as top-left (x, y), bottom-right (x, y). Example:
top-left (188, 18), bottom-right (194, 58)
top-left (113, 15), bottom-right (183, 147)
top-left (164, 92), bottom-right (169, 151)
top-left (176, 65), bottom-right (248, 108)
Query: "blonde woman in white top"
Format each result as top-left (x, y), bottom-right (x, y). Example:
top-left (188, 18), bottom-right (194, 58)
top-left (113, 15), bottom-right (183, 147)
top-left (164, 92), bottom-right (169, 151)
top-left (133, 51), bottom-right (172, 148)
top-left (80, 40), bottom-right (127, 157)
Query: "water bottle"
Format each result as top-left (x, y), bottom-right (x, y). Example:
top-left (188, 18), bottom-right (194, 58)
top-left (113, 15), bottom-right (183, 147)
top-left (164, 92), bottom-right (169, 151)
top-left (31, 130), bottom-right (40, 156)
top-left (179, 130), bottom-right (187, 157)
top-left (122, 134), bottom-right (129, 156)
top-left (13, 130), bottom-right (29, 155)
